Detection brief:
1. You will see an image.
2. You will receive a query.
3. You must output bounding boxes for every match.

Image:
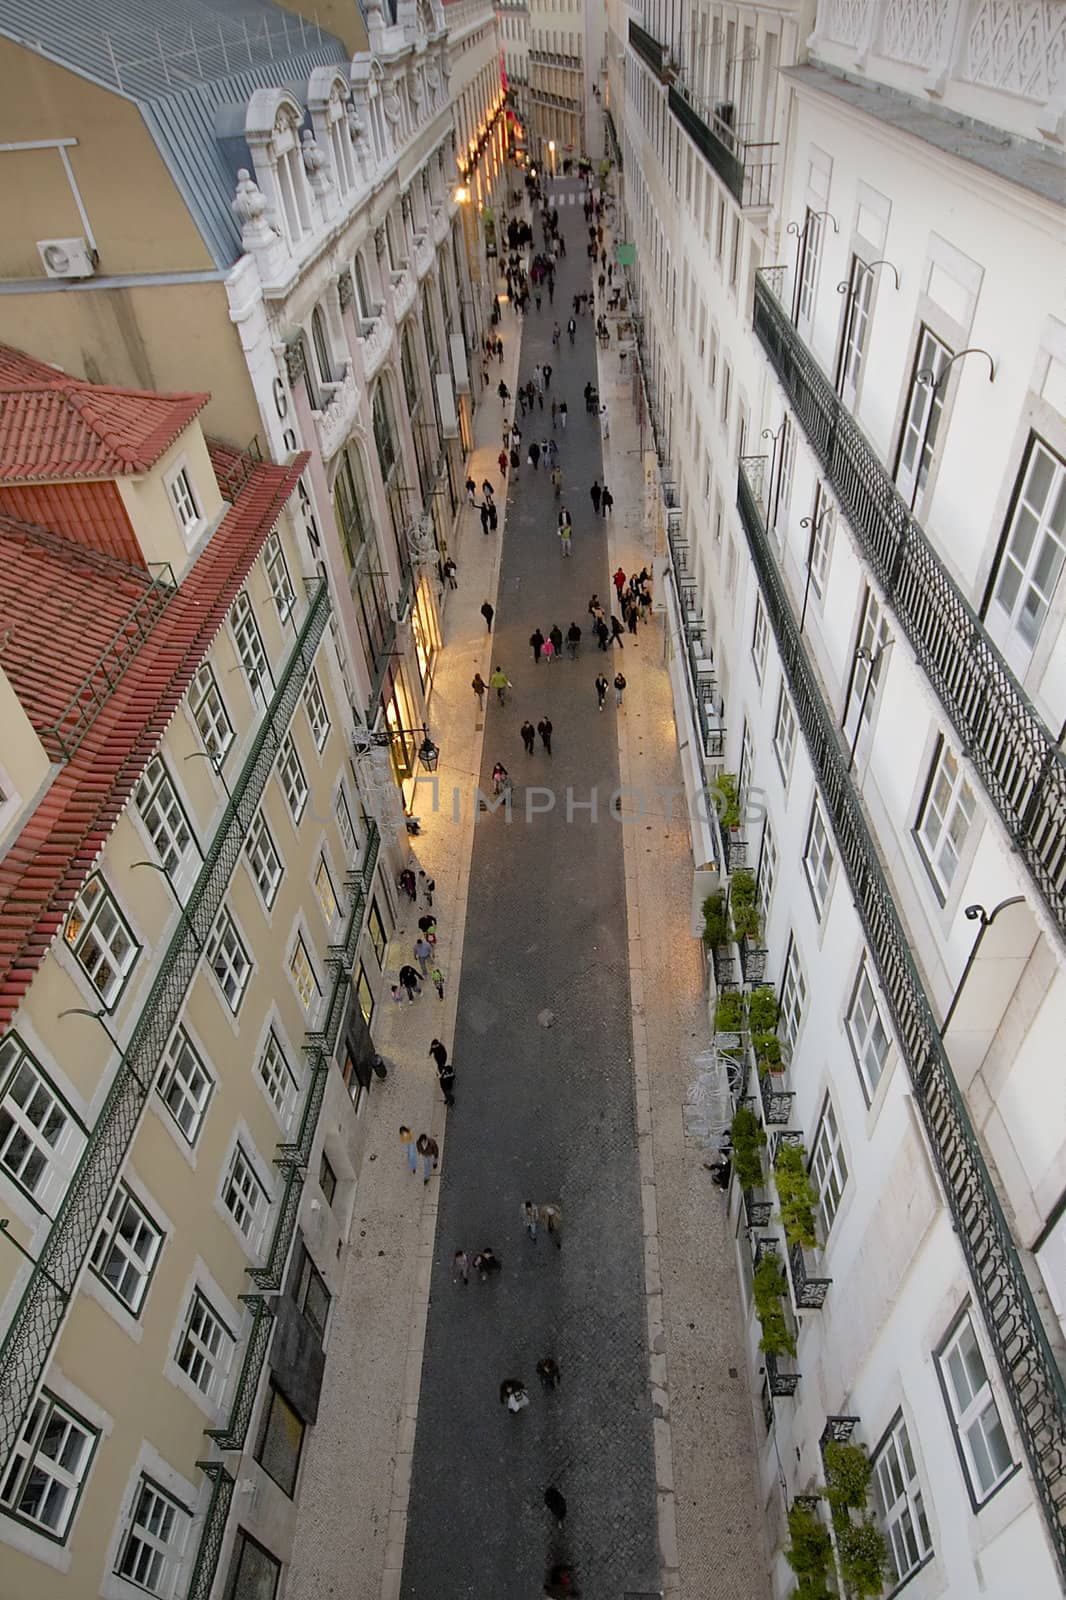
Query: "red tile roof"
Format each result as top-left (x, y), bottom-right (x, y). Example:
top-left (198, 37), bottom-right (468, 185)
top-left (0, 450), bottom-right (310, 1032)
top-left (0, 343), bottom-right (210, 484)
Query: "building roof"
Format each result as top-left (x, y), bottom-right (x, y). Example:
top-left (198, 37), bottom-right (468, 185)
top-left (0, 446), bottom-right (310, 1032)
top-left (0, 0), bottom-right (349, 267)
top-left (0, 351), bottom-right (210, 482)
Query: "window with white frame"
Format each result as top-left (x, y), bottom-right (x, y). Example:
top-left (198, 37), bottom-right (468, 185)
top-left (806, 486), bottom-right (833, 600)
top-left (289, 936), bottom-right (321, 1013)
top-left (117, 1477), bottom-right (191, 1596)
top-left (135, 757), bottom-right (195, 877)
top-left (803, 801), bottom-right (835, 920)
top-left (230, 594), bottom-right (270, 702)
top-left (896, 326), bottom-right (951, 511)
top-left (938, 1312), bottom-right (1015, 1503)
top-left (989, 436), bottom-right (1066, 657)
top-left (0, 1036), bottom-right (81, 1206)
top-left (156, 1027), bottom-right (213, 1144)
top-left (751, 595), bottom-right (769, 683)
top-left (774, 416), bottom-right (795, 527)
top-left (837, 255), bottom-right (873, 407)
top-left (845, 590), bottom-right (891, 742)
top-left (90, 1183), bottom-right (163, 1313)
top-left (257, 1029), bottom-right (299, 1125)
top-left (314, 857), bottom-right (339, 927)
top-left (190, 665), bottom-right (234, 762)
top-left (63, 875), bottom-right (138, 1007)
top-left (335, 787), bottom-right (358, 857)
top-left (810, 1097), bottom-right (848, 1237)
top-left (277, 734), bottom-right (308, 822)
top-left (264, 533), bottom-right (296, 624)
top-left (916, 739), bottom-right (976, 898)
top-left (772, 686), bottom-right (797, 782)
top-left (847, 961), bottom-right (891, 1099)
top-left (222, 1144), bottom-right (269, 1249)
top-left (272, 107), bottom-right (311, 245)
top-left (756, 821), bottom-right (777, 914)
top-left (245, 813), bottom-right (283, 909)
top-left (167, 465), bottom-right (200, 542)
top-left (176, 1289), bottom-right (235, 1404)
top-left (872, 1415), bottom-right (933, 1584)
top-left (303, 669), bottom-right (331, 751)
top-left (205, 910), bottom-right (252, 1013)
top-left (796, 206), bottom-right (823, 330)
top-left (1, 1390), bottom-right (96, 1538)
top-left (779, 936), bottom-right (807, 1049)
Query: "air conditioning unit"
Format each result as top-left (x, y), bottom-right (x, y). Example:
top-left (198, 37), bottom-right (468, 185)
top-left (37, 238), bottom-right (98, 279)
top-left (390, 594), bottom-right (412, 625)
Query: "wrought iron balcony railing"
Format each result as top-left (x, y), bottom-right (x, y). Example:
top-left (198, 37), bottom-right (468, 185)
top-left (739, 939), bottom-right (768, 985)
top-left (788, 1241), bottom-right (832, 1311)
top-left (604, 108), bottom-right (623, 170)
top-left (737, 457), bottom-right (1066, 1578)
top-left (669, 83), bottom-right (776, 208)
top-left (186, 1462), bottom-right (235, 1600)
top-left (752, 267), bottom-right (1066, 945)
top-left (759, 1071), bottom-right (794, 1127)
top-left (0, 579), bottom-right (331, 1471)
top-left (628, 18), bottom-right (664, 77)
top-left (743, 1189), bottom-right (773, 1229)
top-left (205, 1295), bottom-right (276, 1452)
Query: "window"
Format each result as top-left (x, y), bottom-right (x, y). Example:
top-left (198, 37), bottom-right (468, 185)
top-left (310, 306), bottom-right (334, 387)
top-left (223, 1531), bottom-right (281, 1600)
top-left (334, 445), bottom-right (375, 576)
top-left (190, 665), bottom-right (234, 762)
top-left (779, 936), bottom-right (807, 1049)
top-left (135, 758), bottom-right (194, 876)
top-left (167, 466), bottom-right (200, 541)
top-left (756, 822), bottom-right (777, 914)
top-left (91, 1184), bottom-right (163, 1313)
top-left (845, 590), bottom-right (891, 742)
top-left (63, 875), bottom-right (138, 1007)
top-left (117, 1478), bottom-right (190, 1596)
top-left (806, 491), bottom-right (833, 600)
top-left (0, 1037), bottom-right (79, 1205)
top-left (896, 327), bottom-right (951, 511)
top-left (255, 1385), bottom-right (305, 1498)
top-left (796, 206), bottom-right (823, 330)
top-left (990, 437), bottom-right (1066, 656)
top-left (289, 936), bottom-right (321, 1013)
top-left (774, 416), bottom-right (795, 526)
top-left (367, 899), bottom-right (387, 966)
top-left (303, 669), bottom-right (331, 750)
top-left (245, 813), bottom-right (283, 909)
top-left (319, 1151), bottom-right (338, 1208)
top-left (277, 734), bottom-right (308, 822)
top-left (353, 253), bottom-right (374, 321)
top-left (314, 857), bottom-right (339, 927)
top-left (230, 594), bottom-right (270, 702)
top-left (335, 787), bottom-right (358, 857)
top-left (176, 1291), bottom-right (234, 1404)
top-left (356, 962), bottom-right (375, 1026)
top-left (938, 1313), bottom-right (1015, 1503)
top-left (157, 1027), bottom-right (213, 1143)
top-left (917, 739), bottom-right (976, 898)
top-left (837, 255), bottom-right (873, 406)
top-left (222, 1145), bottom-right (269, 1248)
top-left (206, 910), bottom-right (252, 1013)
top-left (257, 1030), bottom-right (298, 1125)
top-left (296, 1247), bottom-right (331, 1342)
top-left (847, 962), bottom-right (891, 1099)
top-left (810, 1098), bottom-right (848, 1236)
top-left (737, 721), bottom-right (754, 815)
top-left (872, 1416), bottom-right (933, 1584)
top-left (264, 533), bottom-right (296, 624)
top-left (803, 802), bottom-right (835, 920)
top-left (751, 596), bottom-right (769, 684)
top-left (1, 1390), bottom-right (96, 1538)
top-left (772, 686), bottom-right (797, 782)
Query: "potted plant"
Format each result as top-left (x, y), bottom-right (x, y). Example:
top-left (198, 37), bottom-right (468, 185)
top-left (715, 990), bottom-right (744, 1033)
top-left (701, 890), bottom-right (731, 950)
top-left (752, 1251), bottom-right (796, 1358)
top-left (774, 1142), bottom-right (819, 1250)
top-left (822, 1442), bottom-right (888, 1600)
top-left (717, 771), bottom-right (741, 830)
top-left (754, 1031), bottom-right (784, 1075)
top-left (748, 985), bottom-right (778, 1032)
top-left (785, 1501), bottom-right (834, 1600)
top-left (730, 868), bottom-right (760, 943)
top-left (730, 1105), bottom-right (766, 1191)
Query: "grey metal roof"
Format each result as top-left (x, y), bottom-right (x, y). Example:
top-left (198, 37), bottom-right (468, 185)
top-left (0, 0), bottom-right (350, 267)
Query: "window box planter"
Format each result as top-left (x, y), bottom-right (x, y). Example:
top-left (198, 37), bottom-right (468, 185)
top-left (788, 1240), bottom-right (832, 1310)
top-left (774, 1139), bottom-right (819, 1249)
top-left (731, 1103), bottom-right (766, 1191)
top-left (753, 1238), bottom-right (797, 1360)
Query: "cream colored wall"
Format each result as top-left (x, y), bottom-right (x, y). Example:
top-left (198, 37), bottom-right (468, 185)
top-left (0, 41), bottom-right (214, 281)
top-left (276, 0), bottom-right (369, 54)
top-left (115, 426), bottom-right (226, 576)
top-left (0, 516), bottom-right (384, 1597)
top-left (0, 670), bottom-right (51, 851)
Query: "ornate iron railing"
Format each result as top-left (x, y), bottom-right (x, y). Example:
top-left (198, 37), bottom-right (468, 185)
top-left (820, 1415), bottom-right (858, 1449)
top-left (789, 1242), bottom-right (832, 1311)
top-left (743, 1190), bottom-right (773, 1229)
top-left (752, 267), bottom-right (1066, 944)
top-left (604, 108), bottom-right (623, 170)
top-left (737, 459), bottom-right (1066, 1574)
top-left (628, 18), bottom-right (664, 76)
top-left (205, 1295), bottom-right (277, 1452)
top-left (248, 1161), bottom-right (305, 1294)
top-left (759, 1072), bottom-right (794, 1126)
top-left (668, 85), bottom-right (776, 208)
top-left (722, 831), bottom-right (748, 874)
top-left (0, 579), bottom-right (331, 1471)
top-left (765, 1350), bottom-right (800, 1399)
top-left (186, 1461), bottom-right (235, 1600)
top-left (739, 940), bottom-right (768, 984)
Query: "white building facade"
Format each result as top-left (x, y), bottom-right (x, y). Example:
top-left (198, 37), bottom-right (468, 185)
top-left (607, 0), bottom-right (1066, 1593)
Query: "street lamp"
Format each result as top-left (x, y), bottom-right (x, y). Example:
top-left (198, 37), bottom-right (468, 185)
top-left (939, 897), bottom-right (1026, 1038)
top-left (353, 725), bottom-right (440, 773)
top-left (454, 184), bottom-right (470, 205)
top-left (846, 640), bottom-right (894, 773)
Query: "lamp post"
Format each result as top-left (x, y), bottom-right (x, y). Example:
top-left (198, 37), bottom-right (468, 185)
top-left (847, 639), bottom-right (894, 773)
top-left (131, 861), bottom-right (203, 950)
top-left (939, 897), bottom-right (1026, 1038)
top-left (798, 501), bottom-right (832, 633)
top-left (353, 725), bottom-right (440, 773)
top-left (183, 750), bottom-right (231, 800)
top-left (787, 209), bottom-right (839, 323)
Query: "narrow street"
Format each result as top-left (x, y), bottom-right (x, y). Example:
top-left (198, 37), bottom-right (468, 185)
top-left (401, 177), bottom-right (660, 1599)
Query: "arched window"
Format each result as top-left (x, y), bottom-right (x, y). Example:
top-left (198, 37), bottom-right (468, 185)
top-left (372, 379), bottom-right (400, 485)
top-left (310, 307), bottom-right (334, 385)
top-left (400, 325), bottom-right (420, 414)
top-left (354, 252), bottom-right (374, 320)
top-left (333, 444), bottom-right (373, 572)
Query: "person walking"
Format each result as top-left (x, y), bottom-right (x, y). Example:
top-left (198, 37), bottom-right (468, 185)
top-left (528, 441), bottom-right (541, 470)
top-left (559, 400), bottom-right (567, 430)
top-left (595, 617), bottom-right (610, 651)
top-left (610, 615), bottom-right (625, 648)
top-left (500, 1379), bottom-right (530, 1413)
top-left (498, 447), bottom-right (509, 478)
top-left (589, 480), bottom-right (602, 515)
top-left (613, 566), bottom-right (627, 603)
top-left (419, 872), bottom-right (435, 908)
top-left (544, 1486), bottom-right (567, 1527)
top-left (497, 379), bottom-right (510, 402)
top-left (626, 601), bottom-right (639, 636)
top-left (567, 317), bottom-right (576, 343)
top-left (479, 501), bottom-right (491, 535)
top-left (442, 556), bottom-right (458, 589)
top-left (413, 937), bottom-right (433, 976)
top-left (429, 1038), bottom-right (448, 1073)
top-left (537, 717), bottom-right (553, 754)
top-left (416, 1134), bottom-right (439, 1184)
top-left (551, 464), bottom-right (562, 495)
top-left (595, 673), bottom-right (609, 711)
top-left (481, 600), bottom-right (494, 632)
top-left (566, 621), bottom-right (582, 659)
top-left (431, 966), bottom-right (445, 1000)
top-left (529, 627), bottom-right (545, 664)
top-left (542, 634), bottom-right (556, 665)
top-left (614, 671), bottom-right (627, 707)
top-left (549, 624), bottom-right (564, 659)
top-left (472, 671), bottom-right (486, 709)
top-left (398, 964), bottom-right (421, 1001)
top-left (490, 665), bottom-right (510, 704)
top-left (400, 1125), bottom-right (417, 1174)
top-left (521, 719), bottom-right (536, 755)
top-left (453, 1249), bottom-right (470, 1285)
top-left (536, 1356), bottom-right (561, 1389)
top-left (465, 476), bottom-right (476, 504)
top-left (521, 1200), bottom-right (539, 1240)
top-left (559, 521), bottom-right (572, 557)
top-left (541, 1202), bottom-right (563, 1247)
top-left (399, 867), bottom-right (416, 901)
top-left (437, 1061), bottom-right (456, 1106)
top-left (601, 484), bottom-right (614, 515)
top-left (474, 1247), bottom-right (501, 1280)
top-left (509, 444), bottom-right (520, 474)
top-left (599, 404), bottom-right (610, 440)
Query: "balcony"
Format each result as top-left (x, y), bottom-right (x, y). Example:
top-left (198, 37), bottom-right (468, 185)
top-left (185, 1463), bottom-right (235, 1600)
top-left (789, 1241), bottom-right (832, 1311)
top-left (314, 364), bottom-right (358, 461)
top-left (752, 266), bottom-right (1066, 945)
top-left (358, 315), bottom-right (390, 382)
top-left (759, 1069), bottom-right (794, 1127)
top-left (668, 82), bottom-right (776, 208)
top-left (412, 231), bottom-right (435, 280)
top-left (529, 47), bottom-right (581, 69)
top-left (206, 1295), bottom-right (277, 1451)
top-left (390, 266), bottom-right (416, 322)
top-left (628, 18), bottom-right (664, 77)
top-left (737, 456), bottom-right (1066, 1576)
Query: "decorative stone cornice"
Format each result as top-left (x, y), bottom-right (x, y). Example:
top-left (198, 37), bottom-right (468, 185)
top-left (337, 269), bottom-right (355, 311)
top-left (284, 338), bottom-right (306, 384)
